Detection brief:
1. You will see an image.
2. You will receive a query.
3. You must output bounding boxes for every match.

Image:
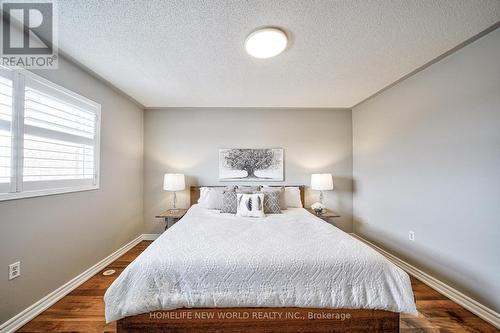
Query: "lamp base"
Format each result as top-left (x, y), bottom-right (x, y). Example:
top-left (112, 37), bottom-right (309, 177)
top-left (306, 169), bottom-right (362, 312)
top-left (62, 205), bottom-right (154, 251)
top-left (311, 202), bottom-right (324, 215)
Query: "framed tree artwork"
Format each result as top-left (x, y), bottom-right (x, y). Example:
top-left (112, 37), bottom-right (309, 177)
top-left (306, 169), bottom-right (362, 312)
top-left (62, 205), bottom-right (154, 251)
top-left (219, 148), bottom-right (284, 181)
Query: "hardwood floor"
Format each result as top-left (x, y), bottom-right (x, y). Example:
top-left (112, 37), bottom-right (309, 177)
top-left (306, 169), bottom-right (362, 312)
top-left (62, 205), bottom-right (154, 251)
top-left (18, 241), bottom-right (498, 333)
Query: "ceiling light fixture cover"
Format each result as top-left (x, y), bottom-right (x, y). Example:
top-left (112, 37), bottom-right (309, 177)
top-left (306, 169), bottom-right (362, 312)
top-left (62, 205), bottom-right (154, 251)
top-left (245, 28), bottom-right (288, 59)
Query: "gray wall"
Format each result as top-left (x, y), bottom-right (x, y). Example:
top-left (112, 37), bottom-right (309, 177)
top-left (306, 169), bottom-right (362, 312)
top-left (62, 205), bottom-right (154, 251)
top-left (352, 29), bottom-right (500, 311)
top-left (0, 57), bottom-right (144, 324)
top-left (144, 108), bottom-right (353, 233)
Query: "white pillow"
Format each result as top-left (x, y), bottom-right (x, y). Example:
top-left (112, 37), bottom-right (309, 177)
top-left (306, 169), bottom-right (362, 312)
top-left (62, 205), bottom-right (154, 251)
top-left (236, 193), bottom-right (265, 218)
top-left (198, 187), bottom-right (210, 204)
top-left (284, 187), bottom-right (302, 208)
top-left (198, 187), bottom-right (224, 209)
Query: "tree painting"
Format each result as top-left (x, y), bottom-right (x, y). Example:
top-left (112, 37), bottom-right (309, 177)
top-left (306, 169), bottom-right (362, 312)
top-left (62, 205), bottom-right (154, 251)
top-left (219, 148), bottom-right (283, 181)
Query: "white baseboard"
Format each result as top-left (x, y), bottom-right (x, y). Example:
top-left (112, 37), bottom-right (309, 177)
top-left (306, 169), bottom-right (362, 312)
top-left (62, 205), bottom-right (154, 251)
top-left (0, 233), bottom-right (148, 333)
top-left (142, 233), bottom-right (161, 240)
top-left (350, 233), bottom-right (500, 328)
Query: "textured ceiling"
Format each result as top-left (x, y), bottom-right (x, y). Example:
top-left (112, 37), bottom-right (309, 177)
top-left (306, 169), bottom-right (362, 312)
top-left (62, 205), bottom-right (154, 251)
top-left (58, 0), bottom-right (500, 108)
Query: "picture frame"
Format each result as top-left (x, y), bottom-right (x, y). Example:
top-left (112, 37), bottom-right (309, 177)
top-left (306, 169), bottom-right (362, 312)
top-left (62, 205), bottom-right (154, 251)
top-left (219, 148), bottom-right (284, 181)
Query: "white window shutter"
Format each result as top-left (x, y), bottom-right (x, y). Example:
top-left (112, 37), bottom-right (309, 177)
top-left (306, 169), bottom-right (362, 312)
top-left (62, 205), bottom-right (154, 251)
top-left (22, 75), bottom-right (100, 191)
top-left (0, 67), bottom-right (101, 201)
top-left (0, 69), bottom-right (13, 193)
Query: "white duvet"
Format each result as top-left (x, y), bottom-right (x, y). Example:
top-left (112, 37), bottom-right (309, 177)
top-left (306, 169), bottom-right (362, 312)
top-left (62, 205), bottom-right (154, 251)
top-left (104, 205), bottom-right (416, 322)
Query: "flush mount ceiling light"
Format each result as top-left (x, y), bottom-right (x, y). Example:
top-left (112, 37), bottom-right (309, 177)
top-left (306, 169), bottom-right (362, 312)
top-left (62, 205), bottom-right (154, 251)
top-left (245, 28), bottom-right (288, 59)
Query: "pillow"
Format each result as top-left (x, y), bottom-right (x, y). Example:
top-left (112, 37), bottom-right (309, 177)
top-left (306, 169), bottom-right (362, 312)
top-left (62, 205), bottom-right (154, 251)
top-left (260, 186), bottom-right (286, 209)
top-left (284, 187), bottom-right (302, 208)
top-left (197, 187), bottom-right (212, 206)
top-left (220, 191), bottom-right (237, 214)
top-left (236, 185), bottom-right (261, 193)
top-left (198, 187), bottom-right (209, 200)
top-left (198, 186), bottom-right (236, 209)
top-left (262, 191), bottom-right (281, 214)
top-left (236, 193), bottom-right (265, 218)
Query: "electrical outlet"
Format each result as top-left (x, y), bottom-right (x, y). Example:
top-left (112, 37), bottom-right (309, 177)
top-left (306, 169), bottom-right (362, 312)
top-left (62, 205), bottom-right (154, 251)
top-left (408, 231), bottom-right (415, 241)
top-left (9, 261), bottom-right (20, 280)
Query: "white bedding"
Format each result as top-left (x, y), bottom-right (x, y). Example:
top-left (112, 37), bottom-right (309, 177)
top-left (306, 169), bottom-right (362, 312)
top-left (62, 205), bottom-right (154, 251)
top-left (104, 205), bottom-right (417, 322)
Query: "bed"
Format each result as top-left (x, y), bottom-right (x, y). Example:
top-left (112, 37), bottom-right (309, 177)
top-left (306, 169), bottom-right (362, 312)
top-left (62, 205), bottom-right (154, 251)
top-left (105, 186), bottom-right (416, 332)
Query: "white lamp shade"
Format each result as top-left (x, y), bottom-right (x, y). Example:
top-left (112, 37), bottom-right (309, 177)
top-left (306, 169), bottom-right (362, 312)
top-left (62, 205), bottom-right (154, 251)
top-left (311, 173), bottom-right (333, 191)
top-left (163, 173), bottom-right (185, 191)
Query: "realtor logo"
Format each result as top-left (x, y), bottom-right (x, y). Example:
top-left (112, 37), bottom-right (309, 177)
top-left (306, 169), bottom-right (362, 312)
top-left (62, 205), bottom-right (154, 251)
top-left (1, 0), bottom-right (58, 68)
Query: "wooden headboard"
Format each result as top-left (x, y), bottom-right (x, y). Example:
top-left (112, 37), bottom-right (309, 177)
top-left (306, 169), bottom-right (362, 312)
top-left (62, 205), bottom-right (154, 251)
top-left (190, 186), bottom-right (305, 207)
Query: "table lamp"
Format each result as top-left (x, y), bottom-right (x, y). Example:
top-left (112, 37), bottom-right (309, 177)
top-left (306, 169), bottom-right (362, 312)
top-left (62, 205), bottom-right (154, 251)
top-left (311, 173), bottom-right (333, 207)
top-left (163, 173), bottom-right (185, 211)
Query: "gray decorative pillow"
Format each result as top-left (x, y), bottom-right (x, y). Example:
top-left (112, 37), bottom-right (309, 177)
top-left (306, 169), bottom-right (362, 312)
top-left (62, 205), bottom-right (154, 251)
top-left (220, 191), bottom-right (237, 214)
top-left (261, 186), bottom-right (286, 209)
top-left (236, 185), bottom-right (261, 193)
top-left (262, 191), bottom-right (281, 214)
top-left (224, 185), bottom-right (237, 192)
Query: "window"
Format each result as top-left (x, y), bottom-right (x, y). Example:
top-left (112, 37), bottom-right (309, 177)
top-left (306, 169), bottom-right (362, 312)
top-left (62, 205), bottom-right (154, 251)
top-left (0, 68), bottom-right (13, 194)
top-left (0, 67), bottom-right (100, 201)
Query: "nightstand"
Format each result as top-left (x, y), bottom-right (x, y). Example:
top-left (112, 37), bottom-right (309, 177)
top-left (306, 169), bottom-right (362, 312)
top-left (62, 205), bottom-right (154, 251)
top-left (156, 209), bottom-right (187, 230)
top-left (306, 208), bottom-right (340, 222)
